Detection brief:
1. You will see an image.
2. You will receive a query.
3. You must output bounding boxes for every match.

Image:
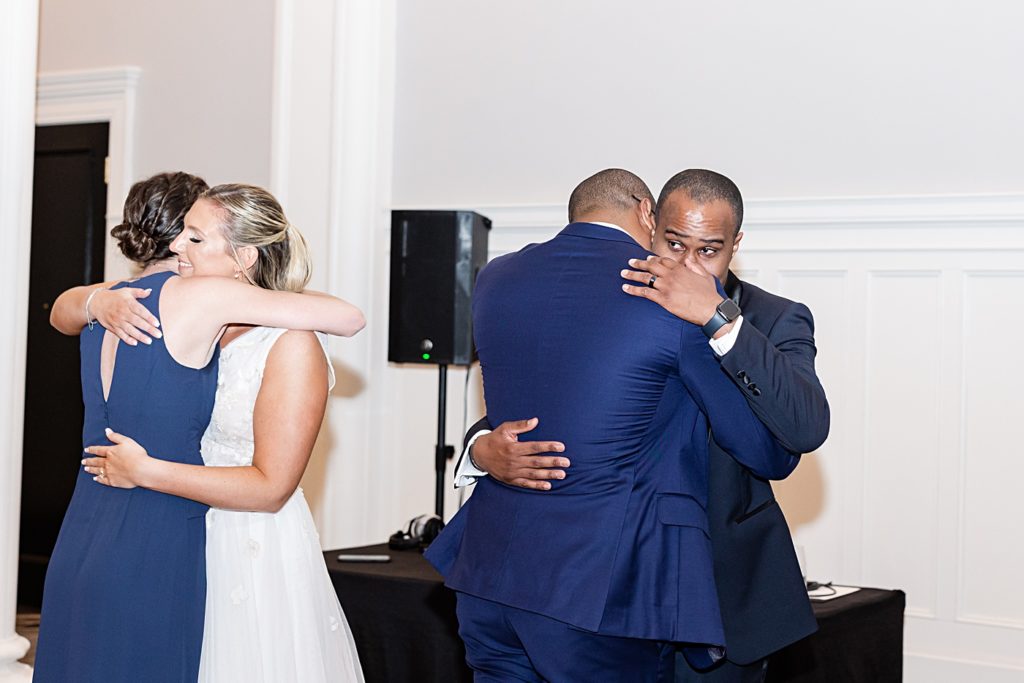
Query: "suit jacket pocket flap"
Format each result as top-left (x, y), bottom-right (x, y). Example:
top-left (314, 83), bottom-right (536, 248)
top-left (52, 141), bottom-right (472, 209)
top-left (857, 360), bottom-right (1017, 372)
top-left (657, 493), bottom-right (709, 534)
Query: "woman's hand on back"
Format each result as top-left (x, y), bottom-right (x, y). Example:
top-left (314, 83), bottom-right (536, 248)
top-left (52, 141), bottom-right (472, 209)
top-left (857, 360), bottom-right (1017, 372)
top-left (92, 288), bottom-right (163, 346)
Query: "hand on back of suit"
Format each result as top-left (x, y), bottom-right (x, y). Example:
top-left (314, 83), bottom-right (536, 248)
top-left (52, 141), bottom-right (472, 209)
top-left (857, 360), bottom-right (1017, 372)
top-left (472, 418), bottom-right (569, 491)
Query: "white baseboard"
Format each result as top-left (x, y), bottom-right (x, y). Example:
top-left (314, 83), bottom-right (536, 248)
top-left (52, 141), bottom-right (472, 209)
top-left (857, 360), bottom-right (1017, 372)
top-left (905, 652), bottom-right (1024, 683)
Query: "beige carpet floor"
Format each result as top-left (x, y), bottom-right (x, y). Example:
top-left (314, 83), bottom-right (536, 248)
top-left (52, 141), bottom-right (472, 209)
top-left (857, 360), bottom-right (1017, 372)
top-left (16, 612), bottom-right (39, 666)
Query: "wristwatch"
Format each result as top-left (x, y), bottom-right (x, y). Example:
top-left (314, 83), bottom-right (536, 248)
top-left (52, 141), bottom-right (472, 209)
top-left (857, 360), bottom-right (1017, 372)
top-left (702, 298), bottom-right (742, 339)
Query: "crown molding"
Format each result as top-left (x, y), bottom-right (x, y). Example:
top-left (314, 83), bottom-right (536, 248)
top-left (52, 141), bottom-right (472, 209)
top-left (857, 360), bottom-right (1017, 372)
top-left (37, 66), bottom-right (141, 101)
top-left (394, 193), bottom-right (1024, 254)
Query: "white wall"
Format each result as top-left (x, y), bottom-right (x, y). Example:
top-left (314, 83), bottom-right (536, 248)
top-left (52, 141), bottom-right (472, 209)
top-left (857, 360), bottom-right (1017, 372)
top-left (38, 0), bottom-right (274, 188)
top-left (393, 0), bottom-right (1024, 205)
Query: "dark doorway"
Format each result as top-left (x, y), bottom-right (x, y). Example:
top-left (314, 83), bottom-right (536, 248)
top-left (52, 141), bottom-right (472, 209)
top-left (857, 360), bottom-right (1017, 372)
top-left (18, 122), bottom-right (109, 609)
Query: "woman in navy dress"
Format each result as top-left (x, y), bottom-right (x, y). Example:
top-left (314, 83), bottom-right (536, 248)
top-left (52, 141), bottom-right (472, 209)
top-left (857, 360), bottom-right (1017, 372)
top-left (33, 173), bottom-right (364, 683)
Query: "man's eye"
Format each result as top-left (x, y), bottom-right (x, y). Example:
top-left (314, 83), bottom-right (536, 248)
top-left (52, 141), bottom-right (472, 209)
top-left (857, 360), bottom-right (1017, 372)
top-left (667, 241), bottom-right (683, 250)
top-left (699, 247), bottom-right (718, 256)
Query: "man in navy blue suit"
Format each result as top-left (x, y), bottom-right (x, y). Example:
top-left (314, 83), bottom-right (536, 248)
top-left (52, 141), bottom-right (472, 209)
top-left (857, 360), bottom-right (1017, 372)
top-left (426, 169), bottom-right (798, 682)
top-left (455, 169), bottom-right (828, 682)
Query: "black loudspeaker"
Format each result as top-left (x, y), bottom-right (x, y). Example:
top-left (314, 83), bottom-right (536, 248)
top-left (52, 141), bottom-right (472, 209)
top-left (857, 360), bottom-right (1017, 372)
top-left (388, 210), bottom-right (491, 366)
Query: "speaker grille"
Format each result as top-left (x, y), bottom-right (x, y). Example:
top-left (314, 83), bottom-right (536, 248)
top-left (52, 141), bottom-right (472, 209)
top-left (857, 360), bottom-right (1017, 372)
top-left (388, 210), bottom-right (490, 366)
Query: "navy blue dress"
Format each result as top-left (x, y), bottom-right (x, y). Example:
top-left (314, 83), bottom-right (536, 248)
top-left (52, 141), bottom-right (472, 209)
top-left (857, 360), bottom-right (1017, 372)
top-left (33, 271), bottom-right (219, 683)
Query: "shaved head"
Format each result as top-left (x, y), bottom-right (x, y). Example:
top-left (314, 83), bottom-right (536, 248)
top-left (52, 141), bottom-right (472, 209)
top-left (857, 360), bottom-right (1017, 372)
top-left (657, 169), bottom-right (743, 235)
top-left (568, 168), bottom-right (655, 223)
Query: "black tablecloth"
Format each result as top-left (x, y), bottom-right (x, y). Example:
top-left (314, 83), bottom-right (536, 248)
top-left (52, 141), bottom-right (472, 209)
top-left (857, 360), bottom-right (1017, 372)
top-left (326, 544), bottom-right (904, 683)
top-left (327, 545), bottom-right (471, 683)
top-left (766, 587), bottom-right (904, 683)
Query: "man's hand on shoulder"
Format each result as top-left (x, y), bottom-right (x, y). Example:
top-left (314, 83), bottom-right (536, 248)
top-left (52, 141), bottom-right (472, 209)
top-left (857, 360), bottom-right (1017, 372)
top-left (473, 418), bottom-right (569, 491)
top-left (621, 255), bottom-right (735, 338)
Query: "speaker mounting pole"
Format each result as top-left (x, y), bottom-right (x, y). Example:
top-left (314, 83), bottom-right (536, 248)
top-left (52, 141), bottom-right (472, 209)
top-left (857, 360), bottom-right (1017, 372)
top-left (434, 364), bottom-right (454, 517)
top-left (387, 209), bottom-right (491, 519)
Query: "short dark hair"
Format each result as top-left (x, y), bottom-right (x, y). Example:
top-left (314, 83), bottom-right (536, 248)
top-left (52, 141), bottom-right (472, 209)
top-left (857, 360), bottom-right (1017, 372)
top-left (657, 169), bottom-right (743, 235)
top-left (568, 168), bottom-right (654, 223)
top-left (111, 172), bottom-right (209, 265)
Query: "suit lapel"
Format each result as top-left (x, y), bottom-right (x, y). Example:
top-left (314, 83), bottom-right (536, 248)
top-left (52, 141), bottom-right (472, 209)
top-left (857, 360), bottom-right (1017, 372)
top-left (730, 272), bottom-right (779, 334)
top-left (727, 270), bottom-right (765, 330)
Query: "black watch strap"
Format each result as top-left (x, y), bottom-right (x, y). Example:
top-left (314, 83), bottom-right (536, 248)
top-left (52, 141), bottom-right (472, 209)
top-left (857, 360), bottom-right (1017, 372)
top-left (702, 298), bottom-right (741, 339)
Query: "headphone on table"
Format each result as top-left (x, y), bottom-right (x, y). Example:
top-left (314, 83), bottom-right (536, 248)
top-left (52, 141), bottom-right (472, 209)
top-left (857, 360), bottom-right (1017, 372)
top-left (388, 513), bottom-right (445, 550)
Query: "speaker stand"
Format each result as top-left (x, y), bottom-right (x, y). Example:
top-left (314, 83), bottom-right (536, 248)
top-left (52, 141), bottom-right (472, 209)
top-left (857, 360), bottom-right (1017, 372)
top-left (434, 364), bottom-right (455, 517)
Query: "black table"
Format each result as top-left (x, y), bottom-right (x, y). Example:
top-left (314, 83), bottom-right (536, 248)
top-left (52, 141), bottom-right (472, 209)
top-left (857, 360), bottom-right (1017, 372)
top-left (326, 545), bottom-right (904, 683)
top-left (327, 544), bottom-right (471, 683)
top-left (766, 587), bottom-right (904, 683)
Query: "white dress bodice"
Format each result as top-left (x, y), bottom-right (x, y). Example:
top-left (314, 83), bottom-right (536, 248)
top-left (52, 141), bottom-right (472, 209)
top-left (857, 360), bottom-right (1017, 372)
top-left (195, 326), bottom-right (361, 683)
top-left (201, 326), bottom-right (334, 467)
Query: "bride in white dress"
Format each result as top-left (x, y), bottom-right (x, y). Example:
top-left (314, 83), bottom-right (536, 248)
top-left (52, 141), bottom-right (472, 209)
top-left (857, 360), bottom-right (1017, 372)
top-left (81, 184), bottom-right (365, 682)
top-left (197, 324), bottom-right (362, 682)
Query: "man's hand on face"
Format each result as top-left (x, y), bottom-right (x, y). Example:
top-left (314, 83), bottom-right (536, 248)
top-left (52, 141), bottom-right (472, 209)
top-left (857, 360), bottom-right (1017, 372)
top-left (620, 255), bottom-right (735, 338)
top-left (472, 418), bottom-right (569, 491)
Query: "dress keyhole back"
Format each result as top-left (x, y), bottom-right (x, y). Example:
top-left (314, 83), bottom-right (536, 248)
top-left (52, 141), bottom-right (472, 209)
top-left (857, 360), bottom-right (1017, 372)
top-left (100, 330), bottom-right (119, 402)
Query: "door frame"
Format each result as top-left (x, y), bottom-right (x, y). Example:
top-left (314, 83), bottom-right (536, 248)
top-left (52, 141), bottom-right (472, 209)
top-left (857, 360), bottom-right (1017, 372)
top-left (36, 66), bottom-right (139, 282)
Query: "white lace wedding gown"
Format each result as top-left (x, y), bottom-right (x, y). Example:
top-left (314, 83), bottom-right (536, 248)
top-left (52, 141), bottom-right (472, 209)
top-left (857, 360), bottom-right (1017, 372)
top-left (197, 327), bottom-right (364, 682)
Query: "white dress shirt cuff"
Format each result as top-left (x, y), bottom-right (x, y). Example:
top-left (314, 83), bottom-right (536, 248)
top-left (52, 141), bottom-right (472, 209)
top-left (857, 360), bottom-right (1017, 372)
top-left (708, 315), bottom-right (744, 356)
top-left (454, 429), bottom-right (492, 488)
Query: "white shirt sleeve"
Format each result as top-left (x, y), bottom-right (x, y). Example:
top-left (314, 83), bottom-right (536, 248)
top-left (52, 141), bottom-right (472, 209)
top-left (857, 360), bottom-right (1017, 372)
top-left (708, 315), bottom-right (744, 357)
top-left (454, 429), bottom-right (492, 488)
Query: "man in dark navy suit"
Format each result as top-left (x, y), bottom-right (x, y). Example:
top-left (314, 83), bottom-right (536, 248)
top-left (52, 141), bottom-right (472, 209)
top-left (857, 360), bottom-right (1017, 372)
top-left (455, 169), bottom-right (828, 682)
top-left (427, 169), bottom-right (798, 682)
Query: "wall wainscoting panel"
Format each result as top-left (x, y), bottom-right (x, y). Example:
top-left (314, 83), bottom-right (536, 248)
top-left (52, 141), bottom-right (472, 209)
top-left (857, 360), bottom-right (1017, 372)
top-left (771, 270), bottom-right (853, 586)
top-left (957, 271), bottom-right (1024, 631)
top-left (384, 194), bottom-right (1024, 678)
top-left (862, 271), bottom-right (943, 620)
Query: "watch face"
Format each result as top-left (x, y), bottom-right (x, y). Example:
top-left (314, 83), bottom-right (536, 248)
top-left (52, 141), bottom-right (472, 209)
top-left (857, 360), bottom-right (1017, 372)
top-left (718, 298), bottom-right (741, 321)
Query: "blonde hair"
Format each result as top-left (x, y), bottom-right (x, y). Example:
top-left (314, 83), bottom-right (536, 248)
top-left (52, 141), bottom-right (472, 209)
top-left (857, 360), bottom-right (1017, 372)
top-left (201, 184), bottom-right (312, 292)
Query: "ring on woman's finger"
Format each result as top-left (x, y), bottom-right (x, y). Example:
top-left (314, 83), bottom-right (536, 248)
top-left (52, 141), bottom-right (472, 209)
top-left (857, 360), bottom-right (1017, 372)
top-left (648, 275), bottom-right (657, 288)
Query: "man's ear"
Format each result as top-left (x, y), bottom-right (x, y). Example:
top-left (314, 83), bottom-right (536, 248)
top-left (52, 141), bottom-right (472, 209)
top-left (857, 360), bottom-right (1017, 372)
top-left (638, 197), bottom-right (656, 235)
top-left (732, 231), bottom-right (744, 256)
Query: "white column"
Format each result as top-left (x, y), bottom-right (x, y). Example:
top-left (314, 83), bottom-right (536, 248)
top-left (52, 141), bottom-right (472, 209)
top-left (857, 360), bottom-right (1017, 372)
top-left (0, 0), bottom-right (39, 680)
top-left (271, 0), bottom-right (397, 548)
top-left (322, 0), bottom-right (397, 547)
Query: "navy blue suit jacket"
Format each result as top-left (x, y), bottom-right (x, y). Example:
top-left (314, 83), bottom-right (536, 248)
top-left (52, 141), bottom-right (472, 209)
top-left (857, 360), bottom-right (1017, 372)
top-left (426, 223), bottom-right (797, 647)
top-left (703, 273), bottom-right (829, 664)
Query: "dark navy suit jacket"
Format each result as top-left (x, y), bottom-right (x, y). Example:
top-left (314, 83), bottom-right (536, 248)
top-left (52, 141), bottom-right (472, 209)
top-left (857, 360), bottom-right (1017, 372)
top-left (425, 223), bottom-right (797, 647)
top-left (703, 273), bottom-right (829, 664)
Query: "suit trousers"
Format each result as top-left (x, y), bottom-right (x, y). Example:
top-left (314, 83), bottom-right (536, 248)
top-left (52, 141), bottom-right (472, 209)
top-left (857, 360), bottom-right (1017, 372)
top-left (456, 592), bottom-right (673, 682)
top-left (674, 654), bottom-right (768, 683)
